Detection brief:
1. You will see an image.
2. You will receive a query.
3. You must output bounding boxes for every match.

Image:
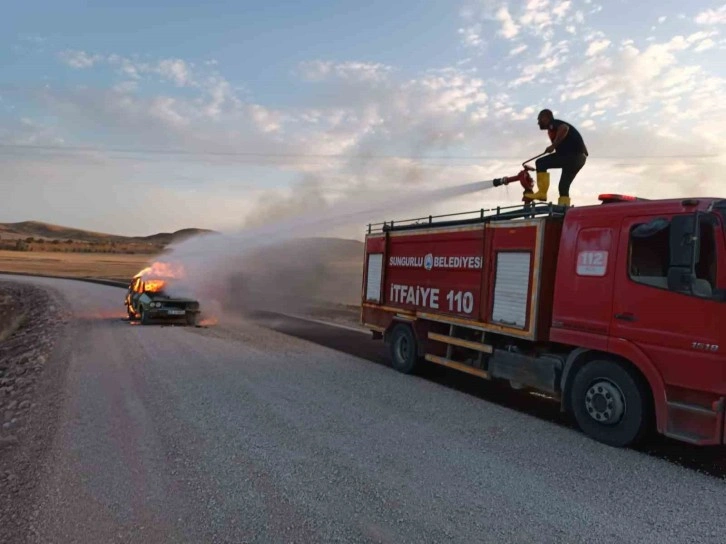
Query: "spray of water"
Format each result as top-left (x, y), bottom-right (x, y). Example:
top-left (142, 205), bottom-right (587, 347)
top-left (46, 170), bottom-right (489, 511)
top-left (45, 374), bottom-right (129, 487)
top-left (157, 178), bottom-right (501, 321)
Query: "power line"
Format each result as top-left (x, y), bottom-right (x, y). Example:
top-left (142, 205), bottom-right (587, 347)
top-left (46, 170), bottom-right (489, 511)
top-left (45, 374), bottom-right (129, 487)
top-left (0, 143), bottom-right (720, 161)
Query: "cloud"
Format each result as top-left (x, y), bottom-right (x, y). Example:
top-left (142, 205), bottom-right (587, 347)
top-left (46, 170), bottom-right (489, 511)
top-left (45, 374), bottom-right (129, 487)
top-left (519, 0), bottom-right (555, 38)
top-left (496, 6), bottom-right (520, 39)
top-left (3, 61), bottom-right (515, 237)
top-left (7, 5), bottom-right (726, 240)
top-left (459, 0), bottom-right (581, 50)
top-left (552, 1), bottom-right (572, 19)
top-left (694, 38), bottom-right (716, 52)
top-left (203, 76), bottom-right (242, 119)
top-left (560, 34), bottom-right (722, 110)
top-left (0, 117), bottom-right (64, 146)
top-left (695, 5), bottom-right (726, 25)
top-left (157, 59), bottom-right (193, 87)
top-left (59, 50), bottom-right (102, 69)
top-left (298, 60), bottom-right (392, 83)
top-left (113, 80), bottom-right (139, 93)
top-left (511, 106), bottom-right (536, 120)
top-left (510, 52), bottom-right (567, 87)
top-left (249, 104), bottom-right (284, 134)
top-left (586, 38), bottom-right (611, 56)
top-left (63, 52), bottom-right (200, 88)
top-left (458, 24), bottom-right (484, 48)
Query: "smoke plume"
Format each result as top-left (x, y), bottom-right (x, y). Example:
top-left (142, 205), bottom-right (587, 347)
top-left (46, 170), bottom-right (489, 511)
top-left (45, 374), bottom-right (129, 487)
top-left (155, 177), bottom-right (502, 320)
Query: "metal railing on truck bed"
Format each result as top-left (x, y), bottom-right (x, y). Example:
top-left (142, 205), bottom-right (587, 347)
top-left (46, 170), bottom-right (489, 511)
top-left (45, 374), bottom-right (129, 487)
top-left (366, 202), bottom-right (568, 234)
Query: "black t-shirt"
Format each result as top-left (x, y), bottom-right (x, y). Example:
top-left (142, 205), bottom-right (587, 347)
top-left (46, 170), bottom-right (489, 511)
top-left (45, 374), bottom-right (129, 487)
top-left (549, 119), bottom-right (588, 156)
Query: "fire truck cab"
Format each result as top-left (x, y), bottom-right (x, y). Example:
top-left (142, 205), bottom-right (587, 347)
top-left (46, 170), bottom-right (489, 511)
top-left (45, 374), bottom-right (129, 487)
top-left (361, 196), bottom-right (726, 448)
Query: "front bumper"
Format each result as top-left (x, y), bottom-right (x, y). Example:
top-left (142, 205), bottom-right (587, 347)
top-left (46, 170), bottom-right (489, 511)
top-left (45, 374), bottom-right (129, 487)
top-left (147, 308), bottom-right (199, 318)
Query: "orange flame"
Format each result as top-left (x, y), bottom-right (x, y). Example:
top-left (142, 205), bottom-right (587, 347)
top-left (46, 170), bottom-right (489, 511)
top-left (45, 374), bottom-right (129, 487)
top-left (144, 279), bottom-right (167, 293)
top-left (134, 261), bottom-right (186, 281)
top-left (199, 316), bottom-right (219, 327)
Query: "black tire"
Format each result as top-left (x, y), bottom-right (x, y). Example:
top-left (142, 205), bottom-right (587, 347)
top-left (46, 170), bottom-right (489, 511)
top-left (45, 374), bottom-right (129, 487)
top-left (570, 359), bottom-right (651, 447)
top-left (388, 324), bottom-right (420, 374)
top-left (186, 313), bottom-right (197, 327)
top-left (140, 307), bottom-right (150, 325)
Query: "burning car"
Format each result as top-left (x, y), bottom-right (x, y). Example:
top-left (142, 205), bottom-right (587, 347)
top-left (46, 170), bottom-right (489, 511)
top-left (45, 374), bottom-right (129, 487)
top-left (124, 264), bottom-right (201, 326)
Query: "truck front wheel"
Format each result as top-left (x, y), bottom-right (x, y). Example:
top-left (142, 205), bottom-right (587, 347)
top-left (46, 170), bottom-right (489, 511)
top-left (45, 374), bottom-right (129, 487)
top-left (570, 359), bottom-right (650, 447)
top-left (388, 324), bottom-right (420, 374)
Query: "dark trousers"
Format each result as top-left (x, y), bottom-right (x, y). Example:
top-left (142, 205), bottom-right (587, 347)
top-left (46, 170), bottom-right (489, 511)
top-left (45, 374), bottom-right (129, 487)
top-left (536, 153), bottom-right (587, 197)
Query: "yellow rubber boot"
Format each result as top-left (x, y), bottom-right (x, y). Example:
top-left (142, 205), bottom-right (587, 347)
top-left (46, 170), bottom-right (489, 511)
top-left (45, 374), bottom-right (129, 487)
top-left (558, 196), bottom-right (571, 207)
top-left (524, 172), bottom-right (550, 201)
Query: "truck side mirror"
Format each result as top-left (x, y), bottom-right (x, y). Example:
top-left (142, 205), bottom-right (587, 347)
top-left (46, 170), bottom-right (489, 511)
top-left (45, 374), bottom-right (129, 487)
top-left (666, 267), bottom-right (695, 293)
top-left (667, 214), bottom-right (699, 293)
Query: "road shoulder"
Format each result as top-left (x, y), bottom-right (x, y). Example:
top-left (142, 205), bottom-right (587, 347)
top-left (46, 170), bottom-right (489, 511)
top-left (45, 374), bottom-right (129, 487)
top-left (0, 281), bottom-right (72, 544)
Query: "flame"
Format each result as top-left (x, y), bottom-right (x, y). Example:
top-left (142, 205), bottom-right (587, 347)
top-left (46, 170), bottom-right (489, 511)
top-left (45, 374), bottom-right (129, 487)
top-left (134, 266), bottom-right (152, 279)
top-left (133, 261), bottom-right (186, 294)
top-left (199, 316), bottom-right (219, 327)
top-left (134, 261), bottom-right (186, 281)
top-left (144, 279), bottom-right (167, 293)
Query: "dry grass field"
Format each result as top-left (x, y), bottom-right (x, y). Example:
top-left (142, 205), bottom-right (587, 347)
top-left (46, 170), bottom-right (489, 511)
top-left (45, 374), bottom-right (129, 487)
top-left (0, 251), bottom-right (154, 282)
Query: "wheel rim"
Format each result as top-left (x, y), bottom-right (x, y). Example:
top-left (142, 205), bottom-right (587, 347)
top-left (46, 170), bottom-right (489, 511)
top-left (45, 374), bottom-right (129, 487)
top-left (584, 379), bottom-right (626, 425)
top-left (395, 335), bottom-right (410, 363)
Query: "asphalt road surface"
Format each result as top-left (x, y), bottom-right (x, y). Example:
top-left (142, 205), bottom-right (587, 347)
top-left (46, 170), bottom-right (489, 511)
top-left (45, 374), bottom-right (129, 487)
top-left (5, 276), bottom-right (726, 543)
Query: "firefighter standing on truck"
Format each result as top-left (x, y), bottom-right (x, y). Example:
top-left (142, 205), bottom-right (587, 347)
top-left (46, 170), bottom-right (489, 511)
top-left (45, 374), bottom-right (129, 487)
top-left (524, 109), bottom-right (588, 207)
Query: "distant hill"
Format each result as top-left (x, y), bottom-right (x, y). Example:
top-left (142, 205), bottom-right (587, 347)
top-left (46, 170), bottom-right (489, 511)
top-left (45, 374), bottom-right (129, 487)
top-left (0, 221), bottom-right (215, 245)
top-left (136, 228), bottom-right (217, 246)
top-left (0, 221), bottom-right (127, 242)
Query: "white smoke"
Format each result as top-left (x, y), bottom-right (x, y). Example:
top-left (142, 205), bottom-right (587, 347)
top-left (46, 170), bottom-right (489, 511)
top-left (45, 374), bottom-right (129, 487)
top-left (155, 177), bottom-right (505, 319)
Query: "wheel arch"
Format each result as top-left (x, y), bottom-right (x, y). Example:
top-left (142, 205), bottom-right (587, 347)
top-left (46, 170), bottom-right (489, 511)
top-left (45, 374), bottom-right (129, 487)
top-left (561, 343), bottom-right (666, 434)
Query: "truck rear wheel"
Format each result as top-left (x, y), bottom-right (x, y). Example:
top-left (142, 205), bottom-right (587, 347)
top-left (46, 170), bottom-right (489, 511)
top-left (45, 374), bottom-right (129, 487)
top-left (570, 359), bottom-right (650, 447)
top-left (388, 324), bottom-right (420, 374)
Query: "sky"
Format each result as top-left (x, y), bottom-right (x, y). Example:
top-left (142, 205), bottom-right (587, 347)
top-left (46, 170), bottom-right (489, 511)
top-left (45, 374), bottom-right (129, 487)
top-left (1, 0), bottom-right (725, 238)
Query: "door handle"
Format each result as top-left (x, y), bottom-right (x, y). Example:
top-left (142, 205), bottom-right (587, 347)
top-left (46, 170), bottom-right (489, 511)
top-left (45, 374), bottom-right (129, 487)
top-left (615, 313), bottom-right (637, 322)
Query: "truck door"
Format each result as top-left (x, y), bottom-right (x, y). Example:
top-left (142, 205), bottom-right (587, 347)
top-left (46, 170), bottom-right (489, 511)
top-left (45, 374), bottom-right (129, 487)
top-left (611, 212), bottom-right (725, 395)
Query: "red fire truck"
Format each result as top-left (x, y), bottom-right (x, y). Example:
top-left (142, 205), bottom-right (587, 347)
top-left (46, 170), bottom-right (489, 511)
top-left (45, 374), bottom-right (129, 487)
top-left (360, 195), bottom-right (725, 448)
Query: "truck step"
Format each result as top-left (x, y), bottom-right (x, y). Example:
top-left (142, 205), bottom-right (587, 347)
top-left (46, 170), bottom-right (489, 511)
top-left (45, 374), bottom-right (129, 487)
top-left (425, 354), bottom-right (491, 379)
top-left (667, 400), bottom-right (719, 417)
top-left (663, 429), bottom-right (715, 445)
top-left (427, 332), bottom-right (493, 353)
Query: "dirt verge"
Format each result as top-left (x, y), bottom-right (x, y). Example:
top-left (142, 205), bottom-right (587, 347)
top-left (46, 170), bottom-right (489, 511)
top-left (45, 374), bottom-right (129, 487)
top-left (0, 281), bottom-right (70, 544)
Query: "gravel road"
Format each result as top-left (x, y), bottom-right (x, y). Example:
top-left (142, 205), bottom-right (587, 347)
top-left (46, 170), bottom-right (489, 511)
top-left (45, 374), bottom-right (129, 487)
top-left (3, 275), bottom-right (726, 544)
